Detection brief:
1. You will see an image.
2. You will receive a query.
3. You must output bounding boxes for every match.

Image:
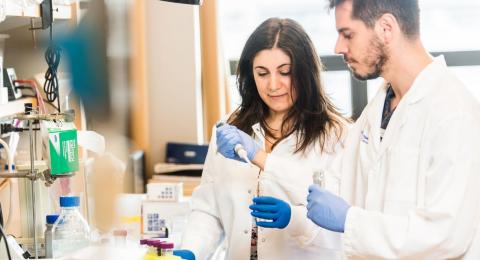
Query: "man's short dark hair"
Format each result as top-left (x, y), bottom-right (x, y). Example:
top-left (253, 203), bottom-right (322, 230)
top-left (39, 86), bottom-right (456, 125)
top-left (328, 0), bottom-right (420, 38)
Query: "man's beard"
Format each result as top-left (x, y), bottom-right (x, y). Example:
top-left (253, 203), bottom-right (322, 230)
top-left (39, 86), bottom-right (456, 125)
top-left (347, 36), bottom-right (388, 81)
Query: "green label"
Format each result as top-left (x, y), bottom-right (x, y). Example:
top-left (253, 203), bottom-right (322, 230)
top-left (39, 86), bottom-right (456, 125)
top-left (49, 129), bottom-right (79, 175)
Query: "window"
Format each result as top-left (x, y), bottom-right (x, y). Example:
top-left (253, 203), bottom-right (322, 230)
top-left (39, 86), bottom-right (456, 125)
top-left (420, 0), bottom-right (480, 52)
top-left (451, 66), bottom-right (480, 101)
top-left (219, 0), bottom-right (480, 117)
top-left (218, 0), bottom-right (337, 61)
top-left (322, 71), bottom-right (352, 117)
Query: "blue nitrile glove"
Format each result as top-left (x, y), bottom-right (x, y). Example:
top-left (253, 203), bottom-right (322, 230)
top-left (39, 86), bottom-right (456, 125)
top-left (250, 196), bottom-right (291, 229)
top-left (173, 249), bottom-right (195, 260)
top-left (216, 124), bottom-right (260, 162)
top-left (307, 184), bottom-right (350, 233)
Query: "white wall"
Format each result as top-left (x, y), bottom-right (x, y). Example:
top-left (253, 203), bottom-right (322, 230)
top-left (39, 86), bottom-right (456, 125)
top-left (145, 0), bottom-right (203, 169)
top-left (4, 20), bottom-right (71, 79)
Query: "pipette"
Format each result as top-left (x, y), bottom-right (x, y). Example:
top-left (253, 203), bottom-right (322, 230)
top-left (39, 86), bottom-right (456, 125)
top-left (234, 144), bottom-right (255, 167)
top-left (216, 122), bottom-right (255, 167)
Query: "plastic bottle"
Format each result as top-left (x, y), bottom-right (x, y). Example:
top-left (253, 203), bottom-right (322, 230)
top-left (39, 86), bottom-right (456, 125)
top-left (44, 214), bottom-right (59, 258)
top-left (52, 196), bottom-right (90, 257)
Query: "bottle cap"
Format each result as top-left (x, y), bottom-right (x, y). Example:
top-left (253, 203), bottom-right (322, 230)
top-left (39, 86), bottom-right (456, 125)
top-left (150, 240), bottom-right (166, 247)
top-left (159, 242), bottom-right (174, 249)
top-left (59, 196), bottom-right (80, 207)
top-left (46, 214), bottom-right (60, 224)
top-left (4, 164), bottom-right (15, 170)
top-left (142, 239), bottom-right (163, 246)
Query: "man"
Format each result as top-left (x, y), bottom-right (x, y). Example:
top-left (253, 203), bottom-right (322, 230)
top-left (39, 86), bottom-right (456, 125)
top-left (217, 0), bottom-right (480, 259)
top-left (303, 0), bottom-right (480, 258)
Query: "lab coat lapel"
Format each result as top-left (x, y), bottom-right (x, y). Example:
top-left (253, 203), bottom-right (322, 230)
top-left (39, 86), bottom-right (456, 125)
top-left (251, 123), bottom-right (266, 149)
top-left (377, 56), bottom-right (446, 155)
top-left (251, 122), bottom-right (298, 155)
top-left (378, 95), bottom-right (409, 155)
top-left (356, 83), bottom-right (386, 186)
top-left (366, 83), bottom-right (388, 152)
top-left (354, 84), bottom-right (387, 208)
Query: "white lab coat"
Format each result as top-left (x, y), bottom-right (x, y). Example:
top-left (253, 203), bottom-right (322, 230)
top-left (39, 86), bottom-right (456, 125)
top-left (265, 56), bottom-right (480, 259)
top-left (338, 56), bottom-right (480, 259)
top-left (180, 123), bottom-right (344, 260)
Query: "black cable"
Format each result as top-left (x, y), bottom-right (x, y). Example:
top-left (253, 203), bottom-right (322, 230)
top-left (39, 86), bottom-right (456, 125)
top-left (43, 21), bottom-right (61, 113)
top-left (0, 222), bottom-right (12, 260)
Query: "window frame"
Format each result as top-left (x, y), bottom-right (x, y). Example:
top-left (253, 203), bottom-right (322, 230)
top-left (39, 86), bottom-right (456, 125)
top-left (228, 50), bottom-right (480, 120)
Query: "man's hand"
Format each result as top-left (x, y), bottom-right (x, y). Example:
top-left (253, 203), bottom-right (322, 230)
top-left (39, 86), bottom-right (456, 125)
top-left (307, 184), bottom-right (350, 233)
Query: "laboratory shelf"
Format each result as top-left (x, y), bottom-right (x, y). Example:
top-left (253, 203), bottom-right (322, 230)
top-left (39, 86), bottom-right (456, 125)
top-left (0, 1), bottom-right (73, 32)
top-left (0, 98), bottom-right (36, 119)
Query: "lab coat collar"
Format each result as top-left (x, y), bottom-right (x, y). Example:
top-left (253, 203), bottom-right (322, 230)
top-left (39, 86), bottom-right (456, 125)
top-left (374, 56), bottom-right (447, 153)
top-left (366, 84), bottom-right (388, 150)
top-left (404, 55), bottom-right (447, 105)
top-left (251, 122), bottom-right (296, 150)
top-left (361, 82), bottom-right (408, 156)
top-left (251, 122), bottom-right (266, 149)
top-left (360, 56), bottom-right (447, 156)
top-left (251, 122), bottom-right (297, 138)
top-left (251, 122), bottom-right (263, 137)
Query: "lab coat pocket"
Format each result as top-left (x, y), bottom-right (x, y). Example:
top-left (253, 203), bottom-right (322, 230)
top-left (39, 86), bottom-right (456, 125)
top-left (383, 146), bottom-right (420, 204)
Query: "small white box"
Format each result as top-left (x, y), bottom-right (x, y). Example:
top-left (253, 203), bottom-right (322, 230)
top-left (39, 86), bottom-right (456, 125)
top-left (147, 182), bottom-right (183, 202)
top-left (141, 200), bottom-right (190, 239)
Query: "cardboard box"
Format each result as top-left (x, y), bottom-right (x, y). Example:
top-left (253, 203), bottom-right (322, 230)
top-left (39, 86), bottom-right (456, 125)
top-left (42, 121), bottom-right (79, 175)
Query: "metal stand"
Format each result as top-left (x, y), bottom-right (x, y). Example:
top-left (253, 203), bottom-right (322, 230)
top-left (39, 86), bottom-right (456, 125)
top-left (1, 110), bottom-right (73, 258)
top-left (28, 117), bottom-right (38, 259)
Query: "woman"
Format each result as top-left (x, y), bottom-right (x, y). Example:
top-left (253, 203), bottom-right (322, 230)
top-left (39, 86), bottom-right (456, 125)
top-left (175, 18), bottom-right (348, 260)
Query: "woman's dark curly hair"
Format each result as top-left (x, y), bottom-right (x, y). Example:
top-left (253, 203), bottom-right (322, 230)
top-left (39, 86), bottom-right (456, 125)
top-left (228, 18), bottom-right (346, 153)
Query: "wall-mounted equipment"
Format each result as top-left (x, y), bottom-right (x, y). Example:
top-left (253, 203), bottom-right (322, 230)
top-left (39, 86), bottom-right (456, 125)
top-left (3, 68), bottom-right (21, 101)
